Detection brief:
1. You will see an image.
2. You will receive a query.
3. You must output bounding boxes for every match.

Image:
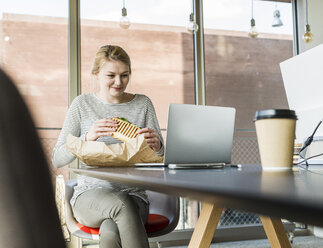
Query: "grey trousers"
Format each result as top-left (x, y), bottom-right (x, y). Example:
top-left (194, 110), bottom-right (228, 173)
top-left (72, 188), bottom-right (150, 248)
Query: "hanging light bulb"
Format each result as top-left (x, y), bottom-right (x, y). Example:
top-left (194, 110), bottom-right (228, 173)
top-left (272, 4), bottom-right (283, 27)
top-left (187, 0), bottom-right (198, 34)
top-left (248, 19), bottom-right (258, 38)
top-left (248, 0), bottom-right (258, 38)
top-left (119, 0), bottom-right (130, 29)
top-left (303, 24), bottom-right (313, 43)
top-left (187, 13), bottom-right (199, 34)
top-left (303, 0), bottom-right (313, 43)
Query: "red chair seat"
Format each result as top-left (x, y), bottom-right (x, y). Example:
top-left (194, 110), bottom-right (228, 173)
top-left (77, 214), bottom-right (169, 235)
top-left (77, 223), bottom-right (99, 235)
top-left (145, 214), bottom-right (170, 233)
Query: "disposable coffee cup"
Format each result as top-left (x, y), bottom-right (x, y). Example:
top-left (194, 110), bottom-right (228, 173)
top-left (254, 109), bottom-right (297, 171)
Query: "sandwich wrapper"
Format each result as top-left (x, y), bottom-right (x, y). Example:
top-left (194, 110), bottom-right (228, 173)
top-left (66, 134), bottom-right (163, 167)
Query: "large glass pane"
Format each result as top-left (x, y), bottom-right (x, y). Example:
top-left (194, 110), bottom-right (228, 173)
top-left (80, 0), bottom-right (194, 130)
top-left (204, 0), bottom-right (292, 131)
top-left (80, 0), bottom-right (196, 231)
top-left (0, 0), bottom-right (69, 180)
top-left (203, 0), bottom-right (293, 227)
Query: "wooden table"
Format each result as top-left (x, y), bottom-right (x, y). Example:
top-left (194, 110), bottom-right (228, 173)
top-left (71, 164), bottom-right (323, 248)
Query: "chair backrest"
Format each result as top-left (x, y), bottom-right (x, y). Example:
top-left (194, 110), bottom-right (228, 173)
top-left (0, 69), bottom-right (66, 248)
top-left (64, 179), bottom-right (180, 239)
top-left (147, 191), bottom-right (180, 237)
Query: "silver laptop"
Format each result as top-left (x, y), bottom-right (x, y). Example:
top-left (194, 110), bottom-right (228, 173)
top-left (135, 103), bottom-right (236, 169)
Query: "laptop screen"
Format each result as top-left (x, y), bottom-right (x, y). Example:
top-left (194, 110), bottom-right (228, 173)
top-left (164, 104), bottom-right (236, 165)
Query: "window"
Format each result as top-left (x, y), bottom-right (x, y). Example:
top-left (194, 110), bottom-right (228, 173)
top-left (204, 0), bottom-right (293, 132)
top-left (0, 0), bottom-right (69, 178)
top-left (80, 0), bottom-right (198, 230)
top-left (80, 0), bottom-right (195, 131)
top-left (203, 0), bottom-right (293, 227)
top-left (203, 0), bottom-right (293, 167)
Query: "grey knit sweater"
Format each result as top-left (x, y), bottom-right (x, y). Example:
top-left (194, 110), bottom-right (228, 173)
top-left (52, 93), bottom-right (164, 206)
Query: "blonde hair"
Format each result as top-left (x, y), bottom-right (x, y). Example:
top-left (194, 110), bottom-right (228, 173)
top-left (91, 45), bottom-right (131, 75)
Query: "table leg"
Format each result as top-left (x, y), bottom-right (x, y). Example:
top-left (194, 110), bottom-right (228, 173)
top-left (188, 202), bottom-right (223, 248)
top-left (260, 216), bottom-right (291, 248)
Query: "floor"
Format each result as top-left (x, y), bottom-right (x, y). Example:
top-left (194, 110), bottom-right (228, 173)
top-left (85, 235), bottom-right (323, 248)
top-left (170, 236), bottom-right (323, 248)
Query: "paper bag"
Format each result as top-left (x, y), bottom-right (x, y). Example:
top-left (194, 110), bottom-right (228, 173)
top-left (66, 134), bottom-right (163, 167)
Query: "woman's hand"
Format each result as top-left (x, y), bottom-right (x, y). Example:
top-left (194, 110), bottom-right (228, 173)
top-left (85, 118), bottom-right (118, 141)
top-left (137, 128), bottom-right (161, 152)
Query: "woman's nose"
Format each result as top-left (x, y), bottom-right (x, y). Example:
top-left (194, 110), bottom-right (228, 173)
top-left (114, 76), bottom-right (121, 85)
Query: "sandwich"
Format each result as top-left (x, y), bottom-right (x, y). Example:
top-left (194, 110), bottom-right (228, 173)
top-left (112, 117), bottom-right (140, 142)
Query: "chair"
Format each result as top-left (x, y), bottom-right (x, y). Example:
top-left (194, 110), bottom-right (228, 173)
top-left (60, 178), bottom-right (180, 246)
top-left (0, 69), bottom-right (66, 247)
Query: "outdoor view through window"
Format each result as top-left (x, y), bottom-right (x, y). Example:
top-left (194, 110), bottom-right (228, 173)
top-left (0, 0), bottom-right (293, 232)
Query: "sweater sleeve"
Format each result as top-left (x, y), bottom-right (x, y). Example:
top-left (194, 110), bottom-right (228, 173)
top-left (144, 97), bottom-right (165, 156)
top-left (51, 97), bottom-right (84, 168)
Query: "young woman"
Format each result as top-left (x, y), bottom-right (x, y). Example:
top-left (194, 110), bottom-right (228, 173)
top-left (52, 45), bottom-right (164, 248)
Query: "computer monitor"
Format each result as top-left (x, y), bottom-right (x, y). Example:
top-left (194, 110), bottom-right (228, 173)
top-left (280, 44), bottom-right (323, 143)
